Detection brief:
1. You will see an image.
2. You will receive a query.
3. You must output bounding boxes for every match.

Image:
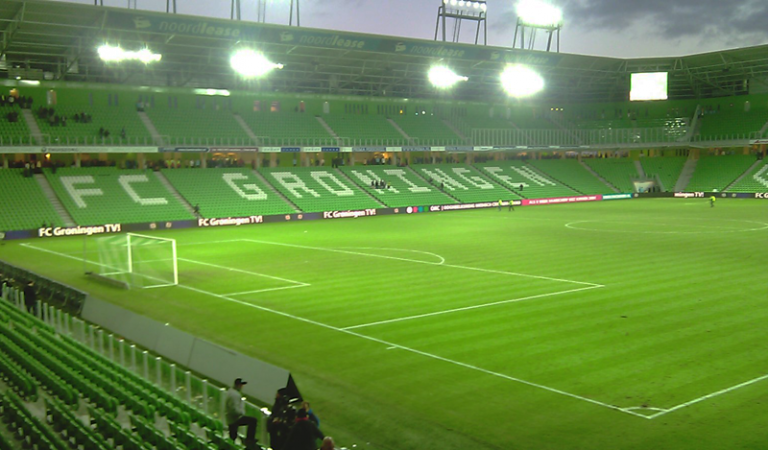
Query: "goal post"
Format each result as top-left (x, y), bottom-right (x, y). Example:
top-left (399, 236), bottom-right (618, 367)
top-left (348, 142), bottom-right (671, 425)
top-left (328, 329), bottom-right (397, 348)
top-left (90, 233), bottom-right (178, 289)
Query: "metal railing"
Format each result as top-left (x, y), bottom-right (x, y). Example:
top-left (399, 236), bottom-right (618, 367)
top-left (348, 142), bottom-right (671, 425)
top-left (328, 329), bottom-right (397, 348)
top-left (1, 286), bottom-right (270, 444)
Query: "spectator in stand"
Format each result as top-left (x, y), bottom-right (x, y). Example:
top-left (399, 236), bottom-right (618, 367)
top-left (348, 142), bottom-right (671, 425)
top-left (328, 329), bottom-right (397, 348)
top-left (320, 437), bottom-right (338, 450)
top-left (225, 378), bottom-right (259, 448)
top-left (268, 388), bottom-right (292, 450)
top-left (283, 408), bottom-right (324, 450)
top-left (300, 402), bottom-right (319, 428)
top-left (24, 280), bottom-right (37, 315)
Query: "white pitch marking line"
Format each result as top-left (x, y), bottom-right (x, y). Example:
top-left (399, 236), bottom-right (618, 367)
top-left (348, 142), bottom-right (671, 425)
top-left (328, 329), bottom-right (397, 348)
top-left (645, 372), bottom-right (768, 420)
top-left (169, 281), bottom-right (645, 419)
top-left (241, 239), bottom-right (603, 287)
top-left (343, 285), bottom-right (603, 330)
top-left (222, 285), bottom-right (309, 296)
top-left (178, 258), bottom-right (308, 286)
top-left (342, 247), bottom-right (446, 265)
top-left (19, 241), bottom-right (640, 418)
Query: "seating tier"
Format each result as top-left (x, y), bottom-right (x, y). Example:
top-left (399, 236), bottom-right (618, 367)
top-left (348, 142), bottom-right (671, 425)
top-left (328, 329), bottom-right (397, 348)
top-left (0, 170), bottom-right (63, 231)
top-left (528, 159), bottom-right (612, 195)
top-left (34, 105), bottom-right (152, 146)
top-left (389, 115), bottom-right (463, 145)
top-left (322, 115), bottom-right (405, 145)
top-left (259, 167), bottom-right (382, 212)
top-left (162, 168), bottom-right (296, 217)
top-left (145, 108), bottom-right (251, 145)
top-left (341, 165), bottom-right (464, 207)
top-left (0, 105), bottom-right (32, 145)
top-left (412, 164), bottom-right (514, 203)
top-left (685, 155), bottom-right (756, 191)
top-left (239, 112), bottom-right (335, 146)
top-left (639, 156), bottom-right (687, 192)
top-left (475, 161), bottom-right (578, 199)
top-left (582, 159), bottom-right (640, 192)
top-left (44, 167), bottom-right (194, 225)
top-left (726, 160), bottom-right (768, 193)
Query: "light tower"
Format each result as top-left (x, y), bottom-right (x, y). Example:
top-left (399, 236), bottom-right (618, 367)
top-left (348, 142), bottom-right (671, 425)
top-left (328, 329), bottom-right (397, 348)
top-left (434, 0), bottom-right (488, 45)
top-left (512, 0), bottom-right (563, 52)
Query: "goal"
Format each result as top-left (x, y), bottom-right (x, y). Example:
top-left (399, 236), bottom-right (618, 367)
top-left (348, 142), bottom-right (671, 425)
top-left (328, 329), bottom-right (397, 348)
top-left (93, 233), bottom-right (178, 289)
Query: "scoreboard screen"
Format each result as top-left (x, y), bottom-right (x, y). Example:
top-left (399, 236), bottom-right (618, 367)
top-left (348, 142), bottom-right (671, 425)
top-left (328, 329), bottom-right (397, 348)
top-left (630, 72), bottom-right (668, 101)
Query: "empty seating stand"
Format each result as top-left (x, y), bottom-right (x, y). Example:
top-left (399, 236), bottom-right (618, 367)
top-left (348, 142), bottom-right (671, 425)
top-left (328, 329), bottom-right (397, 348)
top-left (260, 166), bottom-right (382, 212)
top-left (44, 167), bottom-right (194, 225)
top-left (162, 168), bottom-right (297, 217)
top-left (475, 161), bottom-right (578, 199)
top-left (0, 169), bottom-right (63, 231)
top-left (527, 159), bottom-right (612, 195)
top-left (0, 291), bottom-right (230, 450)
top-left (685, 155), bottom-right (756, 192)
top-left (412, 164), bottom-right (515, 203)
top-left (340, 165), bottom-right (455, 207)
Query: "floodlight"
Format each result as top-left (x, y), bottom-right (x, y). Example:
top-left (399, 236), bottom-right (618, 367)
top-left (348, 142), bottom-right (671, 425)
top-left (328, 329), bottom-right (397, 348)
top-left (516, 0), bottom-right (562, 27)
top-left (230, 49), bottom-right (284, 78)
top-left (98, 44), bottom-right (161, 64)
top-left (98, 45), bottom-right (124, 62)
top-left (428, 66), bottom-right (468, 89)
top-left (500, 65), bottom-right (544, 98)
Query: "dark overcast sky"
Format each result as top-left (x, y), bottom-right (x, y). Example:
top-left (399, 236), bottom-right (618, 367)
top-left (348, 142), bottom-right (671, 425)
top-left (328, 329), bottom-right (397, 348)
top-left (54, 0), bottom-right (768, 58)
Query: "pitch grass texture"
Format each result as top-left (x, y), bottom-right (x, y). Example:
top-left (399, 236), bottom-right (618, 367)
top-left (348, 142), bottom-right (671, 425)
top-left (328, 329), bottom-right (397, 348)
top-left (3, 198), bottom-right (768, 450)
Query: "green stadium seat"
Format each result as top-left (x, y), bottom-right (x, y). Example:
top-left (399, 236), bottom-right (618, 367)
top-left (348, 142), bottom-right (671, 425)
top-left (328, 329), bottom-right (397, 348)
top-left (340, 165), bottom-right (456, 207)
top-left (0, 169), bottom-right (63, 231)
top-left (162, 168), bottom-right (296, 217)
top-left (475, 161), bottom-right (578, 199)
top-left (44, 167), bottom-right (194, 225)
top-left (260, 166), bottom-right (383, 212)
top-left (686, 155), bottom-right (757, 192)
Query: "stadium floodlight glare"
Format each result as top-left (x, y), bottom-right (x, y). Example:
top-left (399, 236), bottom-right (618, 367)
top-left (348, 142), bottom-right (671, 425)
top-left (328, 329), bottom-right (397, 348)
top-left (97, 45), bottom-right (161, 64)
top-left (443, 0), bottom-right (487, 11)
top-left (500, 65), bottom-right (545, 97)
top-left (230, 49), bottom-right (284, 78)
top-left (428, 66), bottom-right (468, 89)
top-left (515, 0), bottom-right (562, 27)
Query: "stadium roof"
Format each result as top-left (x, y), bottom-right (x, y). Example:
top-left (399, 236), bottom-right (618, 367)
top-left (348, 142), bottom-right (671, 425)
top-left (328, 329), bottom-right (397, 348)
top-left (2, 0), bottom-right (768, 103)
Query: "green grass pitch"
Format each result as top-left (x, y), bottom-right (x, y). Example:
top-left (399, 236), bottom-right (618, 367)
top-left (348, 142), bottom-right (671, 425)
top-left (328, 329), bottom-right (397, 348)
top-left (2, 198), bottom-right (768, 450)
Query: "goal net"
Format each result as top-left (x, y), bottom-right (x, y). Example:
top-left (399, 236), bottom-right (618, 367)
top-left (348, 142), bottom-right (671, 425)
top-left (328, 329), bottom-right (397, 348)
top-left (93, 233), bottom-right (178, 289)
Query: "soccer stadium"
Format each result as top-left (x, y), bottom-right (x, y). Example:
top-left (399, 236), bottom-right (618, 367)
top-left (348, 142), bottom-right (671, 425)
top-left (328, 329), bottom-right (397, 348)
top-left (1, 0), bottom-right (768, 449)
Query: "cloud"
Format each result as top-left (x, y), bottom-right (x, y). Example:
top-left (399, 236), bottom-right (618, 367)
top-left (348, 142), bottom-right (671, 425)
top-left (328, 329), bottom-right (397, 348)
top-left (559, 0), bottom-right (768, 42)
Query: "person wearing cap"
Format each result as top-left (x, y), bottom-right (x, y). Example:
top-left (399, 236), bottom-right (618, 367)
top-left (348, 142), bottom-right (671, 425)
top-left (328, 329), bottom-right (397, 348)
top-left (225, 378), bottom-right (258, 448)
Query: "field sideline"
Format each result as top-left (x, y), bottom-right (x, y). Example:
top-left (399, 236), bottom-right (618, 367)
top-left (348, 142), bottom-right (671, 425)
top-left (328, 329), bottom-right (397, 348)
top-left (2, 198), bottom-right (768, 450)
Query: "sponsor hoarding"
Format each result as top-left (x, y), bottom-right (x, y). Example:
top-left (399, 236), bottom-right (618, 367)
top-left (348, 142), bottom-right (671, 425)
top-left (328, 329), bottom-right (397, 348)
top-left (522, 195), bottom-right (602, 206)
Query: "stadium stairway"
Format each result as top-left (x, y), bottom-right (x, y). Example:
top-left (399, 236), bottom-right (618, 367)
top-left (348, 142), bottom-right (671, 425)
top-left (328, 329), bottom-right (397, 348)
top-left (315, 117), bottom-right (340, 142)
top-left (251, 169), bottom-right (302, 212)
top-left (33, 173), bottom-right (75, 227)
top-left (387, 118), bottom-right (412, 143)
top-left (578, 160), bottom-right (619, 192)
top-left (20, 109), bottom-right (43, 145)
top-left (724, 159), bottom-right (764, 191)
top-left (634, 160), bottom-right (645, 177)
top-left (334, 168), bottom-right (388, 206)
top-left (674, 158), bottom-right (697, 192)
top-left (233, 114), bottom-right (259, 143)
top-left (441, 119), bottom-right (467, 142)
top-left (137, 111), bottom-right (163, 145)
top-left (153, 171), bottom-right (200, 218)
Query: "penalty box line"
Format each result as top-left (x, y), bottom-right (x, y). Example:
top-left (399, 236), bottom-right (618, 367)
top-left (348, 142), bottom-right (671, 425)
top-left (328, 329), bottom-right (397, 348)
top-left (344, 285), bottom-right (603, 330)
top-left (240, 239), bottom-right (605, 288)
top-left (22, 243), bottom-right (768, 420)
top-left (176, 258), bottom-right (310, 296)
top-left (14, 242), bottom-right (652, 420)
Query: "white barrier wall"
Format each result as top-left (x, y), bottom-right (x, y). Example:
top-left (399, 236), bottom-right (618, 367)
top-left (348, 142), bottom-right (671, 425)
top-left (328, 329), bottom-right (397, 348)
top-left (81, 295), bottom-right (291, 404)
